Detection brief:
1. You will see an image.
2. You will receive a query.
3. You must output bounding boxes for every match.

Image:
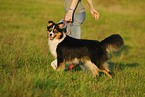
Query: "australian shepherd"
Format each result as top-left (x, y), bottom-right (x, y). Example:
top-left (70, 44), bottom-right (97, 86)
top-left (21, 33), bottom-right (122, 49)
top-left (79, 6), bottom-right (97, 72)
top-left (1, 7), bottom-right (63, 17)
top-left (47, 21), bottom-right (124, 78)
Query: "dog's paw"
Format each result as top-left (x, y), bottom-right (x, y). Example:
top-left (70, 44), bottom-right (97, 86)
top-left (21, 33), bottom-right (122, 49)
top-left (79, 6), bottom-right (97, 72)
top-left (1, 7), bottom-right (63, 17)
top-left (51, 60), bottom-right (57, 70)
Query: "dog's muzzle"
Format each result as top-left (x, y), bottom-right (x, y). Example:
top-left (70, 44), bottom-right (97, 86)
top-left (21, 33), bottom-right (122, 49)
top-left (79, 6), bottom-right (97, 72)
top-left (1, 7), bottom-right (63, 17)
top-left (48, 31), bottom-right (56, 40)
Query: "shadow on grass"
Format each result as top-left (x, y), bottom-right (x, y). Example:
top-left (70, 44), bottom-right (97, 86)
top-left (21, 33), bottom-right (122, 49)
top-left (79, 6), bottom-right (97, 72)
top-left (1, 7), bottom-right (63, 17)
top-left (110, 62), bottom-right (139, 70)
top-left (108, 62), bottom-right (139, 76)
top-left (109, 44), bottom-right (139, 69)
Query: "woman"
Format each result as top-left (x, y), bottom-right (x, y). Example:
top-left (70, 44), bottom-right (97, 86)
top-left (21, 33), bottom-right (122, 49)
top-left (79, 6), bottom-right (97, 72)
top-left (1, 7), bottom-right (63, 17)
top-left (61, 0), bottom-right (99, 39)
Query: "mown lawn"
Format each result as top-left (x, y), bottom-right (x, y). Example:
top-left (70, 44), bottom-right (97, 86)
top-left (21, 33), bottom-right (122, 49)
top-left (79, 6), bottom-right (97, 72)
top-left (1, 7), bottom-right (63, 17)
top-left (0, 0), bottom-right (145, 96)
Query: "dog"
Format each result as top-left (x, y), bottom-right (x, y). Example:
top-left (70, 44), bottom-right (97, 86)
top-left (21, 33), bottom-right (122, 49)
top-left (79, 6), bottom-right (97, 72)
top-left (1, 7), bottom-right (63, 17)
top-left (47, 21), bottom-right (124, 78)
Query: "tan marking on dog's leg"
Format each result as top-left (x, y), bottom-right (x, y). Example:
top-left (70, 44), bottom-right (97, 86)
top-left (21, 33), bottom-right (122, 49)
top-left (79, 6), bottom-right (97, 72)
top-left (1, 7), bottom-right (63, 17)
top-left (57, 59), bottom-right (66, 71)
top-left (98, 62), bottom-right (113, 78)
top-left (84, 61), bottom-right (99, 77)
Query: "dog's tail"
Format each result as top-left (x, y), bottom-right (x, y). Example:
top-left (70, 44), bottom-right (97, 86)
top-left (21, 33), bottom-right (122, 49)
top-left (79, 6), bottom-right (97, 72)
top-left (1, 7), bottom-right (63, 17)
top-left (100, 34), bottom-right (124, 52)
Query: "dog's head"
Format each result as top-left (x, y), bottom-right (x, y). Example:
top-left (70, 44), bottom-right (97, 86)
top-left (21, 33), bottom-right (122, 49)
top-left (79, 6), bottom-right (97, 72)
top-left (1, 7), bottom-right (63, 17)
top-left (47, 21), bottom-right (64, 40)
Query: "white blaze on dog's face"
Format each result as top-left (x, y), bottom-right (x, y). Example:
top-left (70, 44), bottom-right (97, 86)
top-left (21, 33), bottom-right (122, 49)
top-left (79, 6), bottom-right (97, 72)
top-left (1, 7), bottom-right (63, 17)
top-left (48, 25), bottom-right (55, 40)
top-left (47, 21), bottom-right (64, 40)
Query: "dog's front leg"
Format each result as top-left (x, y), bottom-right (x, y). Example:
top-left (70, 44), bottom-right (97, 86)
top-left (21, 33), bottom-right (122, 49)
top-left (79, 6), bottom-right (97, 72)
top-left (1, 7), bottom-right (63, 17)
top-left (51, 59), bottom-right (57, 70)
top-left (56, 56), bottom-right (65, 71)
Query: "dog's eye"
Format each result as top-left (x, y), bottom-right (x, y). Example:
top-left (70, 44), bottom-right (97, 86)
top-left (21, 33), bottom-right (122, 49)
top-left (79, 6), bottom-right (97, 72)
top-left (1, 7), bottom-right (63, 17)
top-left (47, 28), bottom-right (53, 32)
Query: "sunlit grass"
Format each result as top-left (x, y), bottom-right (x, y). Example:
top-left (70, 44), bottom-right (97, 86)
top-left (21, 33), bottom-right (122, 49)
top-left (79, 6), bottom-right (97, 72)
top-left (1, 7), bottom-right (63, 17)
top-left (0, 0), bottom-right (145, 96)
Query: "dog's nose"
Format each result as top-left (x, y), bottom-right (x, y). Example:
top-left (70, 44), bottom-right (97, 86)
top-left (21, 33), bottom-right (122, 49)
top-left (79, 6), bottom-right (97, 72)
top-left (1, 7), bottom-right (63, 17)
top-left (49, 33), bottom-right (52, 36)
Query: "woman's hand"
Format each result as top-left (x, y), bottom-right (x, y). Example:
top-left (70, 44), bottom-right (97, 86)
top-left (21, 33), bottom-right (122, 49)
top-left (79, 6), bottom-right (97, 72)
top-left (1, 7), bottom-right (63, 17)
top-left (64, 10), bottom-right (73, 22)
top-left (90, 9), bottom-right (99, 20)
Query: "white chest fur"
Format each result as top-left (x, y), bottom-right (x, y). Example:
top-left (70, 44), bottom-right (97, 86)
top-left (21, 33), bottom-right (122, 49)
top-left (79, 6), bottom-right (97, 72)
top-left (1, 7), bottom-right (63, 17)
top-left (48, 34), bottom-right (66, 58)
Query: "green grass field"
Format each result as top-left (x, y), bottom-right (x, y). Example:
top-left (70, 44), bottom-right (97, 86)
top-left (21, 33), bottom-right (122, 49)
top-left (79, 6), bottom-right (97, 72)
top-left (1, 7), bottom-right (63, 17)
top-left (0, 0), bottom-right (145, 96)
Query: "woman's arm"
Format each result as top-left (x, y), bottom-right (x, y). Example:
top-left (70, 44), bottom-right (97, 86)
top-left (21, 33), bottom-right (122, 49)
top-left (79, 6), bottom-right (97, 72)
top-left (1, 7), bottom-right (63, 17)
top-left (64, 0), bottom-right (79, 22)
top-left (65, 0), bottom-right (99, 21)
top-left (87, 0), bottom-right (99, 20)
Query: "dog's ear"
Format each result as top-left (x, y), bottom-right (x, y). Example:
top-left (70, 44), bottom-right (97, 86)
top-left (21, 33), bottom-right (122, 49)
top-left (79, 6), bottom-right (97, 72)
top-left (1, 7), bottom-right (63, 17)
top-left (58, 22), bottom-right (63, 29)
top-left (48, 21), bottom-right (54, 26)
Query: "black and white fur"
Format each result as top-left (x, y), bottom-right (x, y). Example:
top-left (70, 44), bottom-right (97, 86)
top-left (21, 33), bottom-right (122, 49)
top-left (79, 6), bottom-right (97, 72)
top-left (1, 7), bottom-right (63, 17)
top-left (47, 21), bottom-right (124, 78)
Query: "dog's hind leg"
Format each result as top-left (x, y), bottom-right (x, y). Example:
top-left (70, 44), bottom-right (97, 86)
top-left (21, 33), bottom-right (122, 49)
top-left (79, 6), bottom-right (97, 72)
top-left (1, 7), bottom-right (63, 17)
top-left (84, 60), bottom-right (99, 77)
top-left (98, 62), bottom-right (113, 78)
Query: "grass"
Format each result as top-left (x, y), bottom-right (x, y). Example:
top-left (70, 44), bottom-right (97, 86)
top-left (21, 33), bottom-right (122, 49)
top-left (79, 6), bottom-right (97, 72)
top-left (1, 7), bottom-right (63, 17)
top-left (0, 0), bottom-right (145, 96)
